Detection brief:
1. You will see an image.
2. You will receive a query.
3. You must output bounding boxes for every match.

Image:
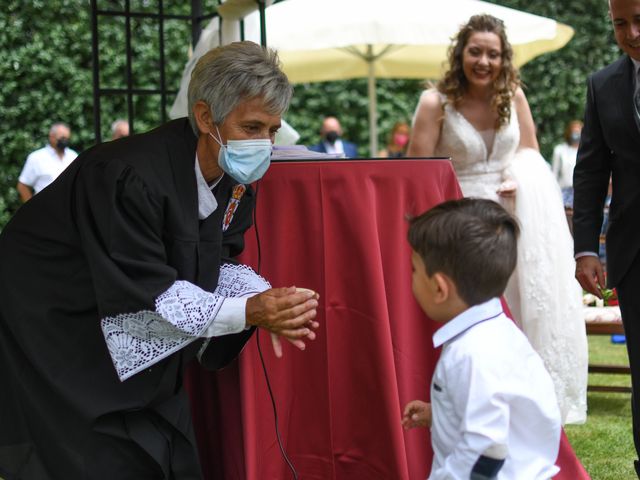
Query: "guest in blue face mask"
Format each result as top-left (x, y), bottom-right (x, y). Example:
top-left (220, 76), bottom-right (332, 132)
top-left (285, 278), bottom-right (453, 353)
top-left (0, 41), bottom-right (320, 479)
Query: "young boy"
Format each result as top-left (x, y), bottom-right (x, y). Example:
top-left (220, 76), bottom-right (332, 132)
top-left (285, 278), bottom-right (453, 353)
top-left (401, 198), bottom-right (561, 479)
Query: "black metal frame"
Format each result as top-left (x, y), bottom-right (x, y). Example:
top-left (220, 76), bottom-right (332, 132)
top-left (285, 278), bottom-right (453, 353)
top-left (90, 0), bottom-right (270, 143)
top-left (90, 0), bottom-right (216, 143)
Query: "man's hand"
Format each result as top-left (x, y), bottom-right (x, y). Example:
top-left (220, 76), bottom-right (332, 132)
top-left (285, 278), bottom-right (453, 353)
top-left (575, 255), bottom-right (605, 297)
top-left (402, 400), bottom-right (432, 430)
top-left (246, 287), bottom-right (319, 358)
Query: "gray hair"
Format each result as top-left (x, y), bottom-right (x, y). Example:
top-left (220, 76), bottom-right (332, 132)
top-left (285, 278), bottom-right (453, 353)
top-left (49, 122), bottom-right (70, 136)
top-left (187, 41), bottom-right (293, 135)
top-left (111, 119), bottom-right (128, 132)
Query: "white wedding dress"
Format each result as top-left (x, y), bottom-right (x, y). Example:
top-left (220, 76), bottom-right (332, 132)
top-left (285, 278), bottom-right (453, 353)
top-left (432, 91), bottom-right (588, 424)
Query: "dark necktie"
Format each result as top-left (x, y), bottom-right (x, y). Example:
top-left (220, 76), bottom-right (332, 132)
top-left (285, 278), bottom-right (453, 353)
top-left (634, 69), bottom-right (640, 124)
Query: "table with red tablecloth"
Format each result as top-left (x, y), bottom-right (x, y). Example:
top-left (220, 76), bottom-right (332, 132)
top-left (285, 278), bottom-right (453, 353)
top-left (185, 159), bottom-right (589, 479)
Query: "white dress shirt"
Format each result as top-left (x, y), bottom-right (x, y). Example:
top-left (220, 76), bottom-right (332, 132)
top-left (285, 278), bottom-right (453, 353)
top-left (633, 57), bottom-right (640, 125)
top-left (19, 144), bottom-right (78, 193)
top-left (551, 143), bottom-right (578, 189)
top-left (429, 298), bottom-right (561, 480)
top-left (322, 139), bottom-right (345, 155)
top-left (193, 156), bottom-right (247, 336)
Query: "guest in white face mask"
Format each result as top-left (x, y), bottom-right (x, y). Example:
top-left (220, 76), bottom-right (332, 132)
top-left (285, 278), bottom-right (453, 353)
top-left (551, 119), bottom-right (583, 212)
top-left (0, 41), bottom-right (320, 479)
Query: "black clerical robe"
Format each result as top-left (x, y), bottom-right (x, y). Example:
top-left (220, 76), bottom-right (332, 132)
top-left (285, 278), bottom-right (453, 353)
top-left (0, 119), bottom-right (255, 479)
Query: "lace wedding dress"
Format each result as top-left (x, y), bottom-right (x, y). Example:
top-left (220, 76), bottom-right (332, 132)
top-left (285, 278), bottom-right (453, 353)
top-left (432, 91), bottom-right (588, 424)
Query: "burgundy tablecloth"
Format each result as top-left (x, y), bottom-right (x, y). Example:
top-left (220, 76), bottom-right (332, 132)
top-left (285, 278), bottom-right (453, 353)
top-left (185, 159), bottom-right (589, 479)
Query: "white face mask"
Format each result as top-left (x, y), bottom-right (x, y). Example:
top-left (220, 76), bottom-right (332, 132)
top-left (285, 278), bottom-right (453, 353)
top-left (210, 127), bottom-right (272, 184)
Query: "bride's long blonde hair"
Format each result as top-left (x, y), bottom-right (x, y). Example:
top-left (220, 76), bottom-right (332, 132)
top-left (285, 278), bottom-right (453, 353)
top-left (437, 14), bottom-right (520, 128)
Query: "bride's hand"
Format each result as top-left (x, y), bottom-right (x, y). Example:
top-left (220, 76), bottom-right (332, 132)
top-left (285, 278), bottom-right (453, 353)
top-left (496, 180), bottom-right (517, 197)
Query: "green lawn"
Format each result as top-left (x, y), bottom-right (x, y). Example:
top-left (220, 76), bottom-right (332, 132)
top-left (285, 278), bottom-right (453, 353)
top-left (565, 335), bottom-right (636, 480)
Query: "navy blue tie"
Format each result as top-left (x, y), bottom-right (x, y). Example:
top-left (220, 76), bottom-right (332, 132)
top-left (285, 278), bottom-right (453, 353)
top-left (635, 69), bottom-right (640, 123)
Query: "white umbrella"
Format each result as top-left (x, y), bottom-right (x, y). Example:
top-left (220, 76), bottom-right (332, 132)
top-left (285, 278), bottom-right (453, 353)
top-left (172, 0), bottom-right (574, 155)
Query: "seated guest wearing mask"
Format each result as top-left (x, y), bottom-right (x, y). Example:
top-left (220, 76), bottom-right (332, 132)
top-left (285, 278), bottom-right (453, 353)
top-left (378, 121), bottom-right (411, 158)
top-left (309, 115), bottom-right (358, 158)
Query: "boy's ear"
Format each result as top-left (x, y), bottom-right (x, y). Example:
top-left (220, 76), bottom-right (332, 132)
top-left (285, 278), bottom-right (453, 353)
top-left (432, 272), bottom-right (452, 304)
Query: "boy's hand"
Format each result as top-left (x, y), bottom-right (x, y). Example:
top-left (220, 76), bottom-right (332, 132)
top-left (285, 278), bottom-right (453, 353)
top-left (402, 400), bottom-right (432, 429)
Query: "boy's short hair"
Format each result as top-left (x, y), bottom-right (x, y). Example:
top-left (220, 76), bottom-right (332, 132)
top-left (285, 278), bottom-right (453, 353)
top-left (408, 198), bottom-right (520, 306)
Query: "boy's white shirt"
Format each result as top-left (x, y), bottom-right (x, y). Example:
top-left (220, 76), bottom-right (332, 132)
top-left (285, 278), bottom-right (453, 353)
top-left (429, 298), bottom-right (561, 480)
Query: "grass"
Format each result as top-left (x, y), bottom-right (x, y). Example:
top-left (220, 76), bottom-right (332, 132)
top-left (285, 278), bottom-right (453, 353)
top-left (565, 335), bottom-right (636, 480)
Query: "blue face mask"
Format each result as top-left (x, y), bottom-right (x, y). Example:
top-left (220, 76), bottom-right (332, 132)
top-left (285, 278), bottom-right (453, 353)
top-left (210, 127), bottom-right (272, 184)
top-left (569, 132), bottom-right (581, 144)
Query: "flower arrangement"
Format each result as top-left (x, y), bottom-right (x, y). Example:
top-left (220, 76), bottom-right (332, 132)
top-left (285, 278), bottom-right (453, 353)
top-left (583, 287), bottom-right (618, 307)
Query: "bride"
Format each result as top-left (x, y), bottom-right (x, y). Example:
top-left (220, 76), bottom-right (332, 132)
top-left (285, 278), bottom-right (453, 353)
top-left (407, 14), bottom-right (587, 425)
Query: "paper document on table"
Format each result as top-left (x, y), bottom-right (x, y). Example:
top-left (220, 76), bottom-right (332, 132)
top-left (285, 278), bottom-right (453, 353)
top-left (271, 145), bottom-right (344, 160)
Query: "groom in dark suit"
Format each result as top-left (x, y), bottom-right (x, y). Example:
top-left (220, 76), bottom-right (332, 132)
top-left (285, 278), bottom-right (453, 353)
top-left (573, 0), bottom-right (640, 475)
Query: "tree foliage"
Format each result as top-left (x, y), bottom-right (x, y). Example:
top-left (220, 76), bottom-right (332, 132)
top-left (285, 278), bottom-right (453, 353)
top-left (0, 0), bottom-right (624, 229)
top-left (288, 0), bottom-right (622, 159)
top-left (1, 1), bottom-right (93, 226)
top-left (485, 0), bottom-right (621, 160)
top-left (0, 0), bottom-right (192, 227)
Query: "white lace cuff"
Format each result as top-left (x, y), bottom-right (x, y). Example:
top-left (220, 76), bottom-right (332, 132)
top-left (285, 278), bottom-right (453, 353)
top-left (213, 263), bottom-right (271, 298)
top-left (197, 264), bottom-right (272, 360)
top-left (101, 264), bottom-right (270, 381)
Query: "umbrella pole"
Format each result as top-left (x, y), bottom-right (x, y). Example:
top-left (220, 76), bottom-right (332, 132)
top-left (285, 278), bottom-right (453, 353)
top-left (367, 46), bottom-right (377, 157)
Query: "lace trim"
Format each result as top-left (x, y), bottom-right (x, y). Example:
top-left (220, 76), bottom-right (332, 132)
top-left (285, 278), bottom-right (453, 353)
top-left (101, 281), bottom-right (223, 381)
top-left (434, 92), bottom-right (519, 180)
top-left (197, 264), bottom-right (271, 360)
top-left (213, 263), bottom-right (271, 298)
top-left (101, 264), bottom-right (271, 382)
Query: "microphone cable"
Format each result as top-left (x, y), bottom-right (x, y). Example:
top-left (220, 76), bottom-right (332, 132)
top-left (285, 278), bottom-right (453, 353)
top-left (252, 180), bottom-right (299, 480)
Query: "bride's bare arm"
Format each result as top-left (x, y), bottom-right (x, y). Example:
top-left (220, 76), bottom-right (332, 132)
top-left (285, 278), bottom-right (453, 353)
top-left (514, 87), bottom-right (539, 151)
top-left (407, 90), bottom-right (443, 157)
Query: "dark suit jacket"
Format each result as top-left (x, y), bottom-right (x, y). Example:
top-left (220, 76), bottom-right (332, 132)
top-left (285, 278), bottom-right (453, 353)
top-left (573, 55), bottom-right (640, 287)
top-left (309, 139), bottom-right (359, 158)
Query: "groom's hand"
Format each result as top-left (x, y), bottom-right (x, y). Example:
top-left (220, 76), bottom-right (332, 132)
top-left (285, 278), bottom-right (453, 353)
top-left (575, 256), bottom-right (605, 297)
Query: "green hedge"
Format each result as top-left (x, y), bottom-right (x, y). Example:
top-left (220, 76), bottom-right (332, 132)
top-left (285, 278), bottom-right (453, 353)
top-left (0, 0), bottom-right (192, 227)
top-left (287, 0), bottom-right (622, 159)
top-left (488, 0), bottom-right (621, 161)
top-left (0, 0), bottom-right (622, 230)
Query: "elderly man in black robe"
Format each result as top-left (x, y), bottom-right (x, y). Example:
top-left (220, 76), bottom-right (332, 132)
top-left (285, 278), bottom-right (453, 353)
top-left (0, 41), bottom-right (318, 480)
